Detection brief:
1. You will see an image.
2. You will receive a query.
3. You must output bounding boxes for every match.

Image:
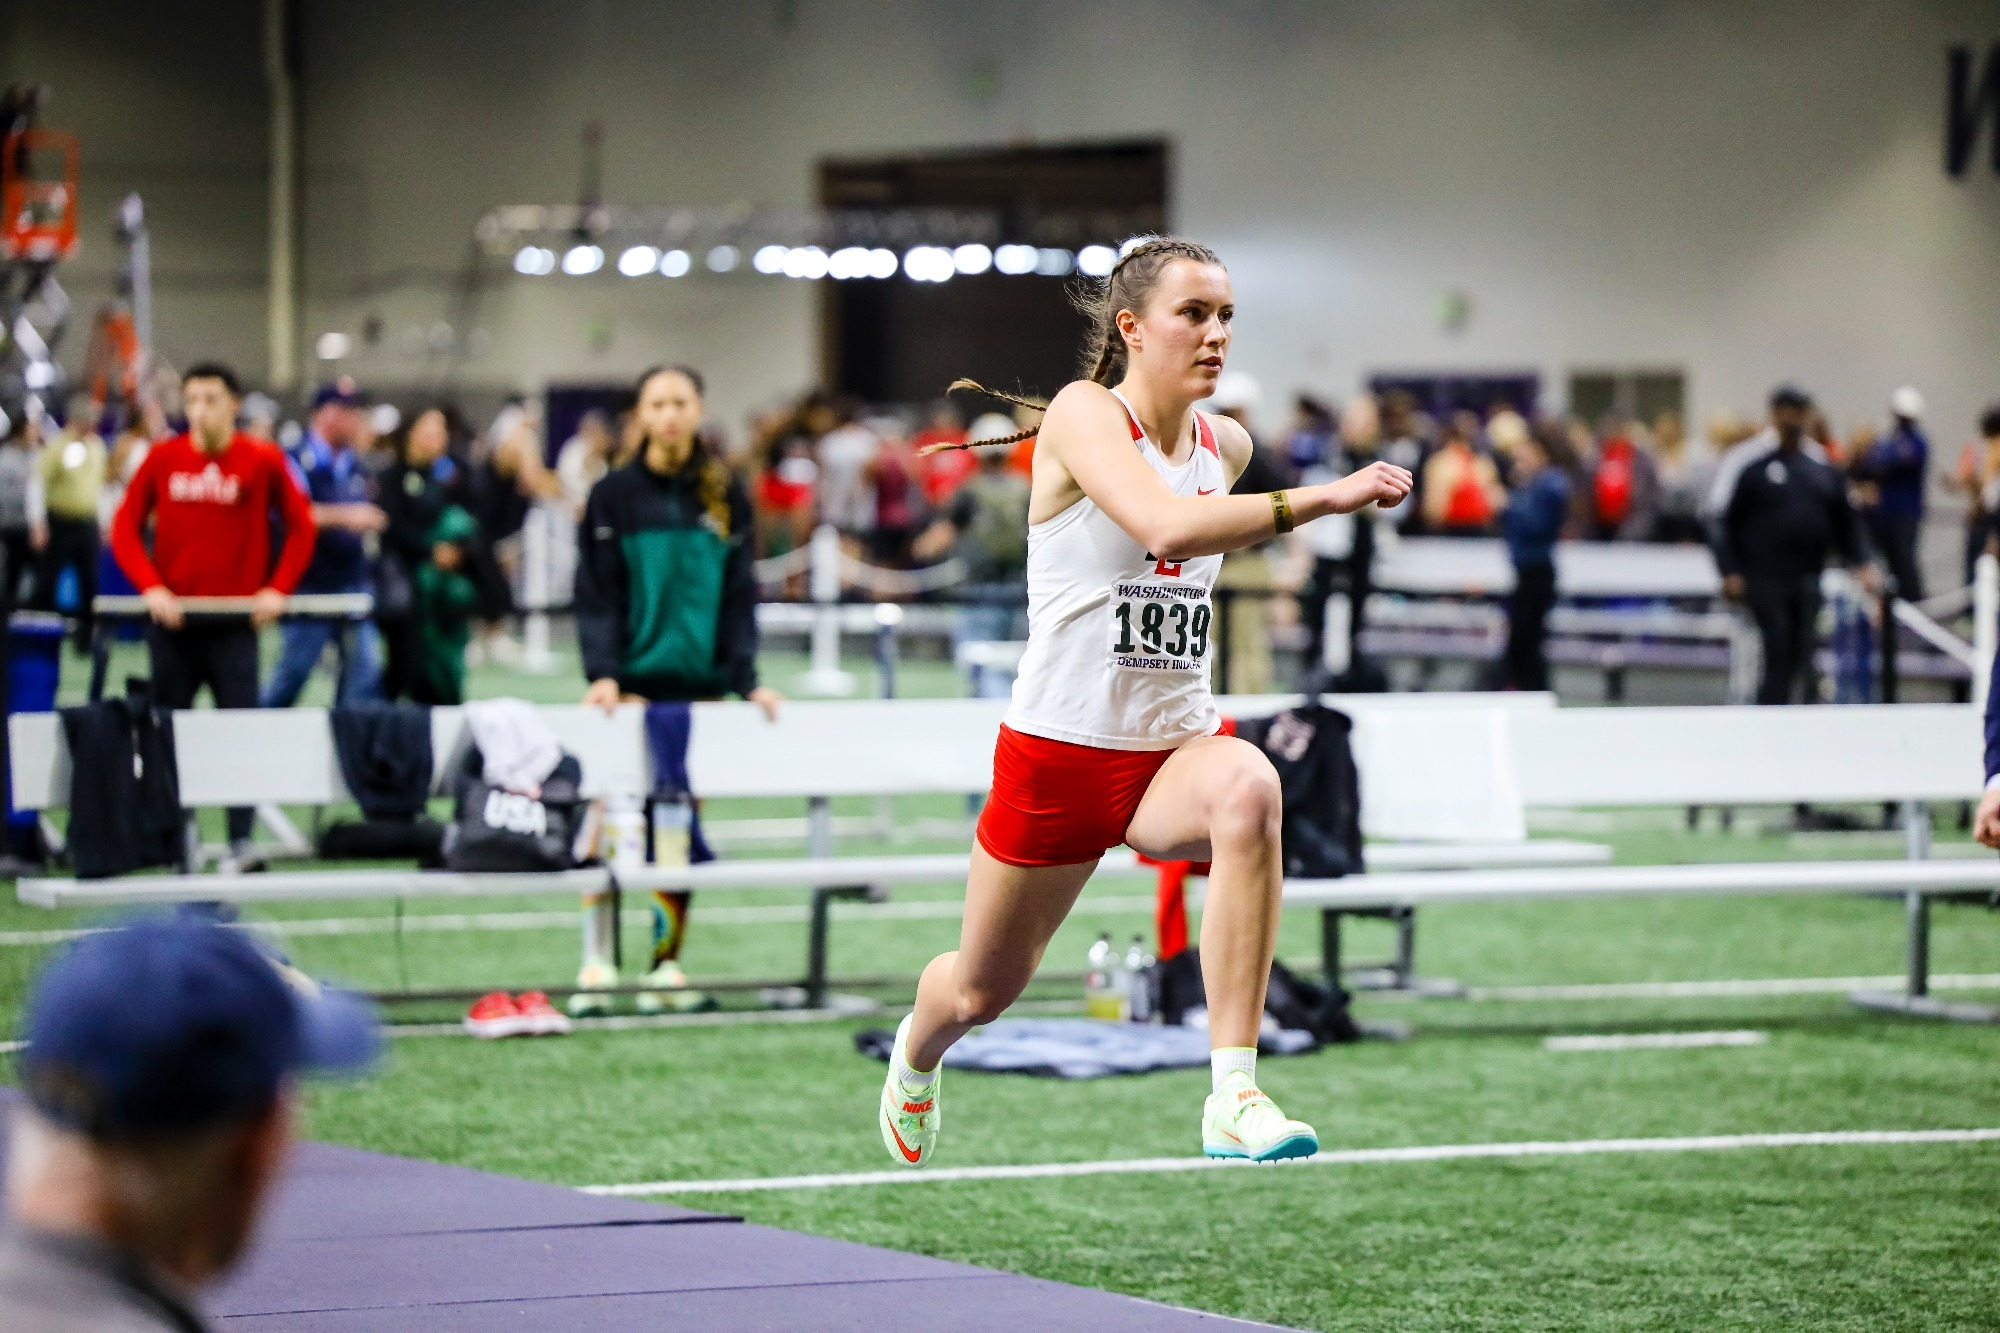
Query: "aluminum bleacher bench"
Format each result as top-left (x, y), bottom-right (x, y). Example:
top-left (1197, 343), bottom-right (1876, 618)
top-left (9, 693), bottom-right (1601, 1008)
top-left (21, 694), bottom-right (1990, 1022)
top-left (1261, 702), bottom-right (1997, 1022)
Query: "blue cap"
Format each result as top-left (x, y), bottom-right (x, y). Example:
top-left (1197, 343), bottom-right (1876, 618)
top-left (19, 918), bottom-right (380, 1140)
top-left (310, 381), bottom-right (363, 412)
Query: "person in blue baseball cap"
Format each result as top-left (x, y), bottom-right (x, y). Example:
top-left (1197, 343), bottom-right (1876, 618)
top-left (260, 374), bottom-right (389, 717)
top-left (0, 916), bottom-right (379, 1332)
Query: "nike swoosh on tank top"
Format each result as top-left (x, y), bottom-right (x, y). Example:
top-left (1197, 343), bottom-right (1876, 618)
top-left (1003, 389), bottom-right (1230, 751)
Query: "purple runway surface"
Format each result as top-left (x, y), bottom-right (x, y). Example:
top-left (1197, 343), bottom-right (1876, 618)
top-left (0, 1090), bottom-right (1290, 1330)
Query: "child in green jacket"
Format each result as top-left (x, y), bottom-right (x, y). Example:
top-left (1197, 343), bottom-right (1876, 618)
top-left (411, 506), bottom-right (483, 705)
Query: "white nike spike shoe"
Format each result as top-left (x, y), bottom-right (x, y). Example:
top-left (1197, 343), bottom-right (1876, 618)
top-left (878, 1014), bottom-right (941, 1168)
top-left (1202, 1073), bottom-right (1319, 1162)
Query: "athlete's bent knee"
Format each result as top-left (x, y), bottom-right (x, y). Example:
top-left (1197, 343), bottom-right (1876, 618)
top-left (951, 980), bottom-right (1019, 1027)
top-left (1211, 751), bottom-right (1282, 839)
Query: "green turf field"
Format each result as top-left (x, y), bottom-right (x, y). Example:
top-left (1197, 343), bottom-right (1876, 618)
top-left (11, 639), bottom-right (2000, 1329)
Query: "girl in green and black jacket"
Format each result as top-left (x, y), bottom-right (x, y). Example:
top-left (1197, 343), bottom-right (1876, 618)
top-left (575, 365), bottom-right (781, 720)
top-left (571, 364), bottom-right (781, 1015)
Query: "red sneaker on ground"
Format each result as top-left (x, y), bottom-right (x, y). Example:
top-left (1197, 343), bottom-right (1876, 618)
top-left (513, 991), bottom-right (572, 1037)
top-left (463, 991), bottom-right (527, 1039)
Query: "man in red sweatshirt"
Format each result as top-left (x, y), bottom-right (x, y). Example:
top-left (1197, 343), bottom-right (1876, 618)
top-left (110, 362), bottom-right (316, 868)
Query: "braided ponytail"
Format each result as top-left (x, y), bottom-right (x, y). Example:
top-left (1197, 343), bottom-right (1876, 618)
top-left (916, 379), bottom-right (1044, 456)
top-left (922, 236), bottom-right (1227, 457)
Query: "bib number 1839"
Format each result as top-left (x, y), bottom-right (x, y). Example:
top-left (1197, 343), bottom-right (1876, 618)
top-left (1110, 583), bottom-right (1211, 670)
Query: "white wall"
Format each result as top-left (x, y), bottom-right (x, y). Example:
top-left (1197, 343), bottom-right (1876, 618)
top-left (21, 0), bottom-right (2000, 456)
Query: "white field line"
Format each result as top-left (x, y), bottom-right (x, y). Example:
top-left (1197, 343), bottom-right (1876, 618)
top-left (1544, 1029), bottom-right (1767, 1051)
top-left (583, 1128), bottom-right (2000, 1197)
top-left (1469, 974), bottom-right (2000, 1000)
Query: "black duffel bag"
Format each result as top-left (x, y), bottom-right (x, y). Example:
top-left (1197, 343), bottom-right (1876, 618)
top-left (442, 746), bottom-right (586, 872)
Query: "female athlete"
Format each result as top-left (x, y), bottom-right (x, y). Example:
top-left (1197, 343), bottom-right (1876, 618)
top-left (881, 238), bottom-right (1412, 1166)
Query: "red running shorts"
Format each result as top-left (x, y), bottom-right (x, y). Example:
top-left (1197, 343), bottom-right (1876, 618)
top-left (975, 724), bottom-right (1182, 867)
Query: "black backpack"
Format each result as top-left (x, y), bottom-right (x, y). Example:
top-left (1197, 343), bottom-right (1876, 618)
top-left (1233, 701), bottom-right (1363, 879)
top-left (1153, 950), bottom-right (1362, 1047)
top-left (442, 745), bottom-right (586, 872)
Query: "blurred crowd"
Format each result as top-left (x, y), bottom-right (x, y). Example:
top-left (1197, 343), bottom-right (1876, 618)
top-left (8, 358), bottom-right (2000, 724)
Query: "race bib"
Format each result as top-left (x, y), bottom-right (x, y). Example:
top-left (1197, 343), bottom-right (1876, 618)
top-left (1108, 578), bottom-right (1212, 672)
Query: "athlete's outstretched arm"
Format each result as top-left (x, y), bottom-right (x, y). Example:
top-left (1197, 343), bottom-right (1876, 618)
top-left (1039, 382), bottom-right (1411, 562)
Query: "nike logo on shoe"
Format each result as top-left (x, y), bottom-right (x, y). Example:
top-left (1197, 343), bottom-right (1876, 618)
top-left (901, 1099), bottom-right (933, 1114)
top-left (890, 1122), bottom-right (923, 1162)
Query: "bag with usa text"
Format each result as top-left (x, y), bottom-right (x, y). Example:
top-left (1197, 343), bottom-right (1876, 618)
top-left (442, 745), bottom-right (587, 873)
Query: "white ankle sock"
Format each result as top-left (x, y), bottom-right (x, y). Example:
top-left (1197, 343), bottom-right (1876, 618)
top-left (580, 893), bottom-right (615, 969)
top-left (894, 1017), bottom-right (938, 1093)
top-left (1211, 1046), bottom-right (1257, 1092)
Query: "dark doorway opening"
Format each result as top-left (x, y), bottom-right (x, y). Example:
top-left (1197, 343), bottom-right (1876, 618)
top-left (819, 141), bottom-right (1168, 406)
top-left (1367, 372), bottom-right (1542, 421)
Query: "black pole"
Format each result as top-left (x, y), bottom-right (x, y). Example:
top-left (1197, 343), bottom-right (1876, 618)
top-left (1215, 587), bottom-right (1234, 693)
top-left (1879, 589), bottom-right (1899, 704)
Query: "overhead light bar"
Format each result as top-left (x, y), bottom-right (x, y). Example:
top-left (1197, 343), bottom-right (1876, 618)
top-left (993, 244), bottom-right (1038, 275)
top-left (782, 246), bottom-right (830, 279)
top-left (1076, 245), bottom-right (1116, 276)
top-left (902, 246), bottom-right (954, 283)
top-left (481, 205), bottom-right (1155, 281)
top-left (618, 245), bottom-right (660, 276)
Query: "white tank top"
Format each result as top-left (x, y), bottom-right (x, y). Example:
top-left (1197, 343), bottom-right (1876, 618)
top-left (1004, 390), bottom-right (1230, 751)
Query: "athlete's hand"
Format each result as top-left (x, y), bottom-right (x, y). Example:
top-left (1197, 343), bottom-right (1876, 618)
top-left (747, 685), bottom-right (784, 723)
top-left (1976, 785), bottom-right (2000, 850)
top-left (1324, 461), bottom-right (1413, 514)
top-left (582, 677), bottom-right (623, 714)
top-left (142, 584), bottom-right (184, 631)
top-left (248, 587), bottom-right (287, 629)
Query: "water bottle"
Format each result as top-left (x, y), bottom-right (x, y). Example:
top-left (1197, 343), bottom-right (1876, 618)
top-left (1085, 933), bottom-right (1123, 1020)
top-left (600, 793), bottom-right (647, 871)
top-left (650, 791), bottom-right (693, 867)
top-left (1125, 935), bottom-right (1154, 1023)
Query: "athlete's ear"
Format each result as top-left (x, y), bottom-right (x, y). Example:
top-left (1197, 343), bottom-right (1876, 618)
top-left (1115, 307), bottom-right (1143, 355)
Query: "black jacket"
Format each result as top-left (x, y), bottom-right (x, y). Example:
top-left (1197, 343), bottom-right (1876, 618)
top-left (61, 687), bottom-right (183, 879)
top-left (1715, 444), bottom-right (1866, 581)
top-left (574, 457), bottom-right (759, 700)
top-left (330, 702), bottom-right (434, 821)
top-left (375, 459), bottom-right (458, 572)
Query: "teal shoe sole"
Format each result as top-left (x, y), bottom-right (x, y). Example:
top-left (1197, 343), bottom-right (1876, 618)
top-left (1204, 1134), bottom-right (1318, 1163)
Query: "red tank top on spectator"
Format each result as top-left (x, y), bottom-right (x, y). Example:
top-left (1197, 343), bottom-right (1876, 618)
top-left (1594, 436), bottom-right (1635, 526)
top-left (915, 430), bottom-right (974, 503)
top-left (758, 469), bottom-right (812, 514)
top-left (110, 431), bottom-right (318, 596)
top-left (1441, 453), bottom-right (1494, 528)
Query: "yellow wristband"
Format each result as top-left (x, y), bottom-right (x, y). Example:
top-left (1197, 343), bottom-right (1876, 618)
top-left (1270, 490), bottom-right (1296, 535)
